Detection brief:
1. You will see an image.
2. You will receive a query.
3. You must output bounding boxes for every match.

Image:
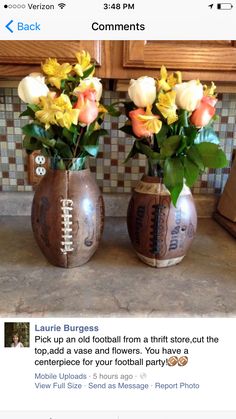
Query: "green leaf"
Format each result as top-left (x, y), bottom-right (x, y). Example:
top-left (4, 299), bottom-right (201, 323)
top-left (80, 144), bottom-right (99, 158)
top-left (80, 129), bottom-right (107, 157)
top-left (23, 136), bottom-right (42, 152)
top-left (80, 128), bottom-right (107, 146)
top-left (61, 80), bottom-right (66, 90)
top-left (178, 109), bottom-right (189, 127)
top-left (183, 156), bottom-right (200, 187)
top-left (136, 141), bottom-right (160, 160)
top-left (106, 104), bottom-right (121, 117)
top-left (82, 65), bottom-right (95, 79)
top-left (124, 142), bottom-right (139, 163)
top-left (160, 135), bottom-right (181, 158)
top-left (195, 142), bottom-right (227, 168)
top-left (46, 126), bottom-right (56, 138)
top-left (22, 123), bottom-right (56, 150)
top-left (20, 104), bottom-right (40, 118)
top-left (124, 101), bottom-right (136, 117)
top-left (154, 124), bottom-right (169, 147)
top-left (22, 123), bottom-right (49, 140)
top-left (176, 136), bottom-right (187, 155)
top-left (76, 124), bottom-right (94, 148)
top-left (187, 145), bottom-right (204, 171)
top-left (94, 128), bottom-right (107, 138)
top-left (164, 158), bottom-right (184, 206)
top-left (183, 126), bottom-right (199, 145)
top-left (62, 127), bottom-right (73, 144)
top-left (29, 103), bottom-right (40, 112)
top-left (195, 127), bottom-right (220, 145)
top-left (41, 147), bottom-right (51, 157)
top-left (67, 76), bottom-right (77, 82)
top-left (120, 124), bottom-right (135, 137)
top-left (55, 139), bottom-right (73, 158)
top-left (120, 123), bottom-right (143, 140)
top-left (20, 109), bottom-right (31, 118)
top-left (62, 127), bottom-right (78, 145)
top-left (84, 122), bottom-right (96, 140)
top-left (212, 114), bottom-right (219, 122)
top-left (52, 158), bottom-right (66, 170)
top-left (41, 138), bottom-right (56, 148)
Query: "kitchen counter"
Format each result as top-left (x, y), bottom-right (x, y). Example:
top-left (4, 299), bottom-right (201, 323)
top-left (0, 217), bottom-right (235, 317)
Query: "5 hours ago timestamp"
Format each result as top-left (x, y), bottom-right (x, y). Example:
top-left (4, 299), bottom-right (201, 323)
top-left (104, 3), bottom-right (135, 9)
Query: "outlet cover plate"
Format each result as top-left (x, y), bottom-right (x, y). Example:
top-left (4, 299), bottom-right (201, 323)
top-left (28, 151), bottom-right (49, 185)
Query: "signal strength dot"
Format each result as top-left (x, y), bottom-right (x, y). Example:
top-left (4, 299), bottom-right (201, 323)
top-left (58, 3), bottom-right (66, 9)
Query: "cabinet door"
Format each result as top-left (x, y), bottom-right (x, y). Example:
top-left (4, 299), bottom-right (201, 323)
top-left (123, 41), bottom-right (236, 71)
top-left (0, 41), bottom-right (101, 77)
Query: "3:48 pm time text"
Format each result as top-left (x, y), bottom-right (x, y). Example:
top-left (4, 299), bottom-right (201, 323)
top-left (103, 3), bottom-right (135, 10)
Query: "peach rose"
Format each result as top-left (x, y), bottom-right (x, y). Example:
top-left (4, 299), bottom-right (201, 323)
top-left (190, 96), bottom-right (217, 127)
top-left (74, 88), bottom-right (99, 125)
top-left (129, 108), bottom-right (162, 138)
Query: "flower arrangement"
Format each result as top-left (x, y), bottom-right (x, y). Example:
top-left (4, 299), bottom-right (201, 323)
top-left (120, 66), bottom-right (227, 205)
top-left (18, 51), bottom-right (116, 170)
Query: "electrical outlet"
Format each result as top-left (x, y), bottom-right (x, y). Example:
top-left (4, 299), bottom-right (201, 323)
top-left (35, 155), bottom-right (46, 165)
top-left (28, 151), bottom-right (49, 185)
top-left (35, 166), bottom-right (46, 176)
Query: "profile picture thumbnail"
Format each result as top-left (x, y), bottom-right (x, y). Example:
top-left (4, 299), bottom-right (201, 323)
top-left (4, 322), bottom-right (30, 348)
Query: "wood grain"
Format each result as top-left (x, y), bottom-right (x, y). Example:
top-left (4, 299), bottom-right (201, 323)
top-left (123, 41), bottom-right (236, 71)
top-left (0, 40), bottom-right (236, 83)
top-left (106, 41), bottom-right (236, 82)
top-left (0, 41), bottom-right (101, 64)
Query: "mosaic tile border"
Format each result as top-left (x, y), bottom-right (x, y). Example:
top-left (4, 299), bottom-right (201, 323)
top-left (0, 87), bottom-right (235, 194)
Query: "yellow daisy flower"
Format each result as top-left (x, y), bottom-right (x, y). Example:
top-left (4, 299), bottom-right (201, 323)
top-left (204, 81), bottom-right (217, 97)
top-left (74, 50), bottom-right (94, 77)
top-left (42, 58), bottom-right (72, 89)
top-left (156, 91), bottom-right (178, 125)
top-left (157, 66), bottom-right (170, 92)
top-left (36, 94), bottom-right (79, 130)
top-left (167, 71), bottom-right (182, 88)
top-left (157, 65), bottom-right (182, 92)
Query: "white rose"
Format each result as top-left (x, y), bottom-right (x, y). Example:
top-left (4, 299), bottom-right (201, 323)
top-left (174, 80), bottom-right (203, 112)
top-left (18, 73), bottom-right (49, 104)
top-left (76, 77), bottom-right (103, 102)
top-left (128, 76), bottom-right (156, 108)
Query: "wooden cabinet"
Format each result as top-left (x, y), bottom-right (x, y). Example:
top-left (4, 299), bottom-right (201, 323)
top-left (0, 41), bottom-right (102, 77)
top-left (116, 41), bottom-right (236, 83)
top-left (123, 41), bottom-right (236, 71)
top-left (0, 40), bottom-right (236, 85)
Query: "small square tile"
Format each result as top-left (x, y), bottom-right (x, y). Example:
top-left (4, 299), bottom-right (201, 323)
top-left (0, 88), bottom-right (236, 194)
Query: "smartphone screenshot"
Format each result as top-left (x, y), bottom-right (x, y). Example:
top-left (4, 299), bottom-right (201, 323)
top-left (0, 1), bottom-right (235, 418)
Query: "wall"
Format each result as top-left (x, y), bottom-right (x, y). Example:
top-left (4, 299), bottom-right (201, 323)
top-left (0, 87), bottom-right (235, 194)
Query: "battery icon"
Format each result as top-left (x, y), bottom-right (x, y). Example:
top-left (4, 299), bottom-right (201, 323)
top-left (217, 3), bottom-right (233, 9)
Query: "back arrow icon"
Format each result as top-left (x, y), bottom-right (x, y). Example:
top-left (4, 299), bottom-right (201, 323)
top-left (5, 20), bottom-right (14, 33)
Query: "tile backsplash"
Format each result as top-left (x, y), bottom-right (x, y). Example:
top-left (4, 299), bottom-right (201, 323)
top-left (0, 87), bottom-right (235, 194)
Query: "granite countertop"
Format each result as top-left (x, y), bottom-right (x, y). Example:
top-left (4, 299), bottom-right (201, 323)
top-left (0, 216), bottom-right (235, 317)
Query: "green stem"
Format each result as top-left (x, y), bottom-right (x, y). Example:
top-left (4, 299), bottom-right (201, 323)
top-left (153, 134), bottom-right (159, 152)
top-left (148, 159), bottom-right (163, 178)
top-left (73, 126), bottom-right (84, 159)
